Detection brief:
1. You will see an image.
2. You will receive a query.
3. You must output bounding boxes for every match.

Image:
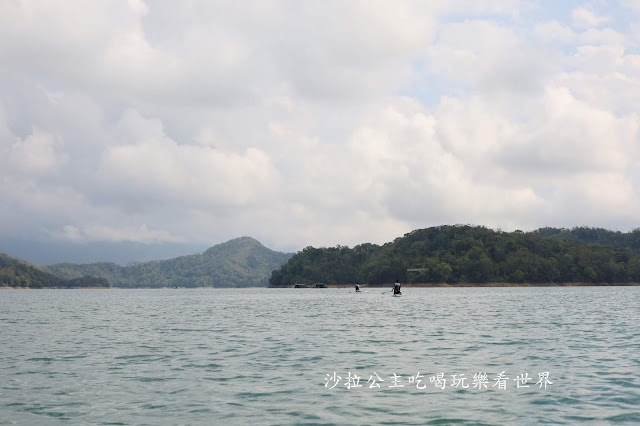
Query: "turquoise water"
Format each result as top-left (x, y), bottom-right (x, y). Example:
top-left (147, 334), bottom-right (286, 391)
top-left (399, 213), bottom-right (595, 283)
top-left (1, 287), bottom-right (639, 424)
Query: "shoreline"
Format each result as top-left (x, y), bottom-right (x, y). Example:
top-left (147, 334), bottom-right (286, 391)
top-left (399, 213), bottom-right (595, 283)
top-left (0, 286), bottom-right (110, 290)
top-left (3, 283), bottom-right (640, 289)
top-left (329, 282), bottom-right (640, 288)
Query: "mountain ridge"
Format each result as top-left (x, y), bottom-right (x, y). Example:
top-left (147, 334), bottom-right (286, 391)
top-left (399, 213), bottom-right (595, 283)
top-left (44, 236), bottom-right (293, 288)
top-left (1, 252), bottom-right (109, 288)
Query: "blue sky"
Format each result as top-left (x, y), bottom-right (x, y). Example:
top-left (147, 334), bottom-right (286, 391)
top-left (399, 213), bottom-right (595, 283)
top-left (1, 0), bottom-right (640, 262)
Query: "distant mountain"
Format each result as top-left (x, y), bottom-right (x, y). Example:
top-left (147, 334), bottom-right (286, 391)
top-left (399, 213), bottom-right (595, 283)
top-left (45, 237), bottom-right (293, 288)
top-left (0, 252), bottom-right (109, 288)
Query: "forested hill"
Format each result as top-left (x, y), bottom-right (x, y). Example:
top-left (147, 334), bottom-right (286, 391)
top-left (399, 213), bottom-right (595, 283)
top-left (0, 252), bottom-right (109, 288)
top-left (533, 227), bottom-right (640, 254)
top-left (269, 225), bottom-right (640, 286)
top-left (45, 237), bottom-right (293, 288)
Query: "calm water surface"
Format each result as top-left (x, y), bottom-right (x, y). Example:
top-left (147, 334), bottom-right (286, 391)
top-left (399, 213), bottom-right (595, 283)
top-left (1, 287), bottom-right (639, 424)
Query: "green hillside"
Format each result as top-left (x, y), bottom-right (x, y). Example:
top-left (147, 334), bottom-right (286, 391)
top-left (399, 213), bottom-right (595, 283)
top-left (270, 225), bottom-right (640, 286)
top-left (0, 252), bottom-right (109, 288)
top-left (45, 237), bottom-right (293, 288)
top-left (533, 227), bottom-right (640, 254)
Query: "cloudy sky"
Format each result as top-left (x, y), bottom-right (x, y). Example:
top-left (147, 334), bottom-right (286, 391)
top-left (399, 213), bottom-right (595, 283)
top-left (2, 0), bottom-right (640, 261)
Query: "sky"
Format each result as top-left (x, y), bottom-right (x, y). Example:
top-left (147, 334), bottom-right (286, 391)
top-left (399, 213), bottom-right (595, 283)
top-left (2, 0), bottom-right (640, 262)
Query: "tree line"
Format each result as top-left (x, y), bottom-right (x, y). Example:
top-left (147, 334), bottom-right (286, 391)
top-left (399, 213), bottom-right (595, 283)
top-left (269, 225), bottom-right (640, 286)
top-left (0, 252), bottom-right (109, 288)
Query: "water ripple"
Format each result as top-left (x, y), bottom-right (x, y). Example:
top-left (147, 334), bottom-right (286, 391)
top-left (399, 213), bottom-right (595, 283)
top-left (0, 286), bottom-right (639, 424)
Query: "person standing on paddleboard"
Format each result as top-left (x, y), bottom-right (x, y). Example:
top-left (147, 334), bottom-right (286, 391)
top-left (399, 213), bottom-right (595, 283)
top-left (392, 279), bottom-right (402, 295)
top-left (355, 283), bottom-right (360, 292)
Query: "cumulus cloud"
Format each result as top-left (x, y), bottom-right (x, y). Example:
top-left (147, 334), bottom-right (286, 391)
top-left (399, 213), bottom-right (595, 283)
top-left (572, 7), bottom-right (611, 29)
top-left (1, 1), bottom-right (640, 254)
top-left (427, 20), bottom-right (557, 95)
top-left (97, 109), bottom-right (281, 210)
top-left (8, 128), bottom-right (69, 174)
top-left (497, 87), bottom-right (638, 174)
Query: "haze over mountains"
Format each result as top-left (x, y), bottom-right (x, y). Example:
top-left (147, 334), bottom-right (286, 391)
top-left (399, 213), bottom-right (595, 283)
top-left (0, 239), bottom-right (210, 266)
top-left (44, 237), bottom-right (293, 288)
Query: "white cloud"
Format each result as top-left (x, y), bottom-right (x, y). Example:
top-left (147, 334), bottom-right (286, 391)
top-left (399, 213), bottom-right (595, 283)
top-left (498, 86), bottom-right (639, 175)
top-left (427, 20), bottom-right (556, 94)
top-left (53, 223), bottom-right (180, 244)
top-left (545, 172), bottom-right (640, 229)
top-left (621, 0), bottom-right (640, 9)
top-left (572, 7), bottom-right (611, 29)
top-left (534, 21), bottom-right (577, 43)
top-left (98, 109), bottom-right (281, 210)
top-left (2, 1), bottom-right (640, 254)
top-left (579, 27), bottom-right (627, 45)
top-left (127, 0), bottom-right (149, 16)
top-left (555, 48), bottom-right (640, 114)
top-left (535, 20), bottom-right (626, 47)
top-left (573, 45), bottom-right (625, 74)
top-left (8, 128), bottom-right (69, 174)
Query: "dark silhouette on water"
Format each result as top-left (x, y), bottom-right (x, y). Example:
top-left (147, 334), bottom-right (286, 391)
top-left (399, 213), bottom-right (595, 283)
top-left (393, 279), bottom-right (402, 295)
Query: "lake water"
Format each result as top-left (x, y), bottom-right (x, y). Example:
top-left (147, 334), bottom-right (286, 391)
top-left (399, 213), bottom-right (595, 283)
top-left (1, 287), bottom-right (639, 425)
